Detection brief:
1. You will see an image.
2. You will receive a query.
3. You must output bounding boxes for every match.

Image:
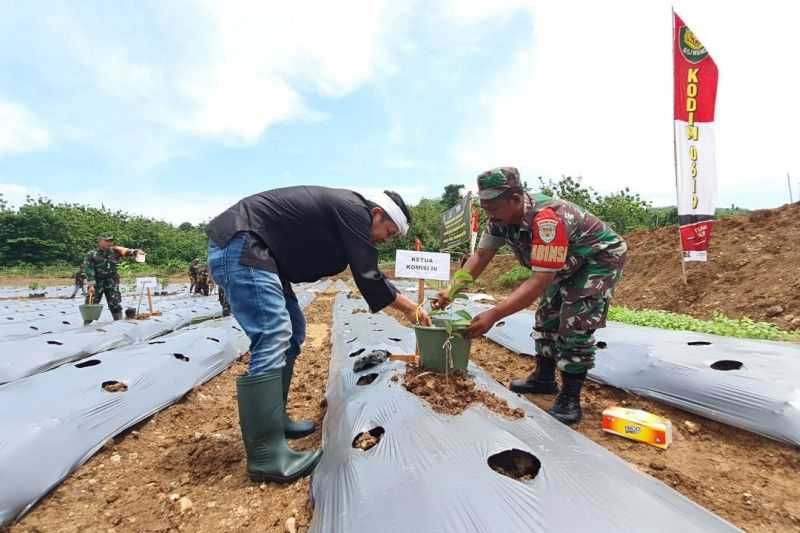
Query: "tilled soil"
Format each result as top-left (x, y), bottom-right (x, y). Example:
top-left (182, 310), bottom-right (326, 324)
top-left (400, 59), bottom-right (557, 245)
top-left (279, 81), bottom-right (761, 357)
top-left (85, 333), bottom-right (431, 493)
top-left (9, 293), bottom-right (335, 533)
top-left (470, 338), bottom-right (800, 532)
top-left (402, 364), bottom-right (524, 419)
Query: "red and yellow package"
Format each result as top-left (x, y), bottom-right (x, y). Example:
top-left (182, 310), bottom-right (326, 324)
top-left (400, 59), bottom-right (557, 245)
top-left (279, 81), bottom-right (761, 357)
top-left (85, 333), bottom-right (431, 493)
top-left (602, 407), bottom-right (673, 450)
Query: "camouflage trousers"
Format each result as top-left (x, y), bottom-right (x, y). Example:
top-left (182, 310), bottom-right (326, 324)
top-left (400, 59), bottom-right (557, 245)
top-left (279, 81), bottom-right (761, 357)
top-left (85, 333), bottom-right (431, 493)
top-left (86, 277), bottom-right (123, 314)
top-left (534, 253), bottom-right (625, 374)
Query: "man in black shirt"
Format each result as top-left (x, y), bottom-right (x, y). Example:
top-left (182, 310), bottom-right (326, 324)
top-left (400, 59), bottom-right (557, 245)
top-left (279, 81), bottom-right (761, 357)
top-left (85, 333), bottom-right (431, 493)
top-left (207, 186), bottom-right (430, 483)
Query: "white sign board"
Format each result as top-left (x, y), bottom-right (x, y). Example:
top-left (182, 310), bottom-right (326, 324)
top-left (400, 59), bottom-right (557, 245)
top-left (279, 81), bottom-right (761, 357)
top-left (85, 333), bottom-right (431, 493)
top-left (394, 250), bottom-right (451, 281)
top-left (135, 277), bottom-right (159, 293)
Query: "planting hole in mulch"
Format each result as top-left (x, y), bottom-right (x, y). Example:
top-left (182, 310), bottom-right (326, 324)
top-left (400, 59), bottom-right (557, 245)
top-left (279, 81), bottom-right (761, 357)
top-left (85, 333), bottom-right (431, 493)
top-left (173, 353), bottom-right (190, 362)
top-left (688, 341), bottom-right (712, 346)
top-left (30, 326), bottom-right (39, 331)
top-left (495, 321), bottom-right (506, 328)
top-left (62, 321), bottom-right (71, 325)
top-left (711, 360), bottom-right (743, 371)
top-left (596, 341), bottom-right (608, 349)
top-left (388, 337), bottom-right (402, 342)
top-left (46, 340), bottom-right (63, 346)
top-left (347, 337), bottom-right (359, 343)
top-left (349, 348), bottom-right (366, 358)
top-left (232, 326), bottom-right (242, 332)
top-left (102, 380), bottom-right (128, 393)
top-left (488, 449), bottom-right (541, 482)
top-left (75, 359), bottom-right (101, 368)
top-left (205, 337), bottom-right (220, 343)
top-left (352, 427), bottom-right (385, 451)
top-left (403, 364), bottom-right (524, 420)
top-left (148, 340), bottom-right (166, 345)
top-left (357, 373), bottom-right (378, 386)
top-left (5, 317), bottom-right (12, 320)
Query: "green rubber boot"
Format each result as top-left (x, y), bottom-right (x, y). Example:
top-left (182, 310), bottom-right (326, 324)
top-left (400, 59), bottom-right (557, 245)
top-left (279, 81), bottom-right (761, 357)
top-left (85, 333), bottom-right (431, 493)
top-left (236, 370), bottom-right (322, 483)
top-left (282, 358), bottom-right (316, 439)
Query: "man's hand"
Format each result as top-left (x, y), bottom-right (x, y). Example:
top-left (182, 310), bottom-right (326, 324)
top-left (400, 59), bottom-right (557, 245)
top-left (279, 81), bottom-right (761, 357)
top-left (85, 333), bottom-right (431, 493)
top-left (391, 293), bottom-right (432, 326)
top-left (465, 309), bottom-right (498, 339)
top-left (406, 306), bottom-right (432, 327)
top-left (432, 288), bottom-right (451, 310)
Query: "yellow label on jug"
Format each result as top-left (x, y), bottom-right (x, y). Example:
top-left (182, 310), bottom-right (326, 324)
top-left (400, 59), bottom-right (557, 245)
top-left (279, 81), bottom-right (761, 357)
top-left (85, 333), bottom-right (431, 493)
top-left (602, 407), bottom-right (672, 449)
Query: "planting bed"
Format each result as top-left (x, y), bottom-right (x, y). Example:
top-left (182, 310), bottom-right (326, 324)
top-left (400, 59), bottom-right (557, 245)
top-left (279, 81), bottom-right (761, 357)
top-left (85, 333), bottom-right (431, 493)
top-left (309, 292), bottom-right (738, 532)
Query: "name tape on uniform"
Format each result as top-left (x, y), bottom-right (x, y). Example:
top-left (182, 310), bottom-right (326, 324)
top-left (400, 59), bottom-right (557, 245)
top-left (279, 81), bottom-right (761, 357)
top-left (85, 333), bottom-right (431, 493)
top-left (394, 250), bottom-right (451, 281)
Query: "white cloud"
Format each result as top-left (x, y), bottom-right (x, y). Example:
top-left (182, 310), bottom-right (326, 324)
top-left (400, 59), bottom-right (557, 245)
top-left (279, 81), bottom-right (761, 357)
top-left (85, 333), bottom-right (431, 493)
top-left (0, 183), bottom-right (45, 207)
top-left (169, 0), bottom-right (408, 144)
top-left (0, 99), bottom-right (50, 154)
top-left (451, 0), bottom-right (800, 208)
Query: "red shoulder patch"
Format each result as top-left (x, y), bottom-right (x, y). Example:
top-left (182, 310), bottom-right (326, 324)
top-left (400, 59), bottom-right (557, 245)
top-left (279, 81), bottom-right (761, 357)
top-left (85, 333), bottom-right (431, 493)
top-left (531, 208), bottom-right (568, 269)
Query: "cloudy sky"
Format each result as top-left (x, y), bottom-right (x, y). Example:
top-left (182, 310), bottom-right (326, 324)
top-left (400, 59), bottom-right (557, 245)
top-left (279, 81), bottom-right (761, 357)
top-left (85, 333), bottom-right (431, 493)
top-left (1, 0), bottom-right (798, 224)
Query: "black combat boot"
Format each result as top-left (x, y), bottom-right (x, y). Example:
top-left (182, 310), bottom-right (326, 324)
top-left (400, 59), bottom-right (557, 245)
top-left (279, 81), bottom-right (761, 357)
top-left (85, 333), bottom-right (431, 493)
top-left (548, 370), bottom-right (586, 425)
top-left (509, 355), bottom-right (558, 394)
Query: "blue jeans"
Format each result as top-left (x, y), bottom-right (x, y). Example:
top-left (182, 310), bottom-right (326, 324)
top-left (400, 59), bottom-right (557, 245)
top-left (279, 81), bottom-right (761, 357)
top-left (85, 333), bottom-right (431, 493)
top-left (208, 233), bottom-right (306, 375)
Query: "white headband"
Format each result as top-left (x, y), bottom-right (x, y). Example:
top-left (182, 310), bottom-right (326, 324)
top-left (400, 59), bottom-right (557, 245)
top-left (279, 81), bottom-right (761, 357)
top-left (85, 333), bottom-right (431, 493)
top-left (358, 190), bottom-right (409, 236)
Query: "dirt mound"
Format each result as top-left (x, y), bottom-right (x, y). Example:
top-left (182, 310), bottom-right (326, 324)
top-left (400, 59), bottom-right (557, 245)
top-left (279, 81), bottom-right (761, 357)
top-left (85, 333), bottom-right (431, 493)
top-left (474, 203), bottom-right (800, 330)
top-left (615, 203), bottom-right (800, 330)
top-left (403, 364), bottom-right (524, 419)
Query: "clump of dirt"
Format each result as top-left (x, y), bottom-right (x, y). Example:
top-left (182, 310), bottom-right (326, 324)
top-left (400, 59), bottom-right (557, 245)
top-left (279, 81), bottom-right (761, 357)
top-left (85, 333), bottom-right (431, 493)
top-left (403, 364), bottom-right (524, 420)
top-left (353, 432), bottom-right (379, 451)
top-left (488, 449), bottom-right (541, 482)
top-left (351, 308), bottom-right (369, 314)
top-left (102, 381), bottom-right (128, 393)
top-left (12, 294), bottom-right (335, 533)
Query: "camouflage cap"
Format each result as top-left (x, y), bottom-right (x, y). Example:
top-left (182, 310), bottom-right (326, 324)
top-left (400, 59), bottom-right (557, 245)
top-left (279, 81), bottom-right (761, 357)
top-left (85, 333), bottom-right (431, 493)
top-left (98, 234), bottom-right (114, 241)
top-left (477, 167), bottom-right (522, 200)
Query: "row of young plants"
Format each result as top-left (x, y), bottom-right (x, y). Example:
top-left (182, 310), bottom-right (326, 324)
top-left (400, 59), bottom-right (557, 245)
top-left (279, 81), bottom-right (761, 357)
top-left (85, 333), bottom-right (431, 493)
top-left (607, 307), bottom-right (799, 342)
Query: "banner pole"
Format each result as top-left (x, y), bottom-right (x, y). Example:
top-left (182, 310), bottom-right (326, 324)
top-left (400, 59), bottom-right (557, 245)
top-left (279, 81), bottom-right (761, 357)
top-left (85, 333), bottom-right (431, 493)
top-left (672, 7), bottom-right (688, 285)
top-left (788, 172), bottom-right (794, 204)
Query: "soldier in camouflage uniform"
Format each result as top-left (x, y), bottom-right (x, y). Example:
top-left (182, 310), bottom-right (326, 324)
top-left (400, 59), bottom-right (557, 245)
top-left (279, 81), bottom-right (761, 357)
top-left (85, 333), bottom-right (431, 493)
top-left (188, 259), bottom-right (200, 294)
top-left (70, 267), bottom-right (87, 299)
top-left (434, 167), bottom-right (627, 425)
top-left (83, 234), bottom-right (144, 323)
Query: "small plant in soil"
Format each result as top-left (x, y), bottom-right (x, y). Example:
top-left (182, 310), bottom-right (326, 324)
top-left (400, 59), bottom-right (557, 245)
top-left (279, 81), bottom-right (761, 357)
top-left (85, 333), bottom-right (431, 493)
top-left (420, 269), bottom-right (475, 373)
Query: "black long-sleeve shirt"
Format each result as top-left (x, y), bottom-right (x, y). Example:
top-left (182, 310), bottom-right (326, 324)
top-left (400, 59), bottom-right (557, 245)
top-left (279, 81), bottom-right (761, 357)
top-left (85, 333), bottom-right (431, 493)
top-left (206, 186), bottom-right (398, 312)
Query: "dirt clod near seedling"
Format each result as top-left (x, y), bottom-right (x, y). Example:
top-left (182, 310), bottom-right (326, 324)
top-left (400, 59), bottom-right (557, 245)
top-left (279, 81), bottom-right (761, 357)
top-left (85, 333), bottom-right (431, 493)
top-left (404, 364), bottom-right (524, 419)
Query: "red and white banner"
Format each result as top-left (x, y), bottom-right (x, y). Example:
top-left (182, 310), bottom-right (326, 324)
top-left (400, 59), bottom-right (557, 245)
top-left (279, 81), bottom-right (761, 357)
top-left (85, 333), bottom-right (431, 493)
top-left (674, 12), bottom-right (718, 262)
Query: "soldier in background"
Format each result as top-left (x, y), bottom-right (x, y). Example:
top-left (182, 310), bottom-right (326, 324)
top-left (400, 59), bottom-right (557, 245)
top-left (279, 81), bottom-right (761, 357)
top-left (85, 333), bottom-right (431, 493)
top-left (70, 267), bottom-right (87, 299)
top-left (435, 167), bottom-right (627, 425)
top-left (188, 259), bottom-right (200, 294)
top-left (84, 234), bottom-right (144, 323)
top-left (195, 265), bottom-right (210, 296)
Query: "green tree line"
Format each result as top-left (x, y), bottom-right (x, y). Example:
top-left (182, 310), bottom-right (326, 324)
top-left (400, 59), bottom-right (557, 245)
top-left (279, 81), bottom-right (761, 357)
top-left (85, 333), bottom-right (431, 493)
top-left (2, 178), bottom-right (749, 270)
top-left (0, 196), bottom-right (207, 272)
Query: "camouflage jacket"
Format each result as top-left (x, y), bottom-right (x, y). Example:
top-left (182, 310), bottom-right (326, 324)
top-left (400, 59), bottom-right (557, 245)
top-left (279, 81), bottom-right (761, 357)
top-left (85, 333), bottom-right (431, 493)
top-left (83, 248), bottom-right (127, 282)
top-left (478, 192), bottom-right (627, 279)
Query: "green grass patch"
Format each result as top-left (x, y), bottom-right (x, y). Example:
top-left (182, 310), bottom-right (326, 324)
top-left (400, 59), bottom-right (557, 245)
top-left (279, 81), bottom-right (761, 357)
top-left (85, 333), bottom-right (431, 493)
top-left (608, 306), bottom-right (799, 342)
top-left (496, 265), bottom-right (532, 287)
